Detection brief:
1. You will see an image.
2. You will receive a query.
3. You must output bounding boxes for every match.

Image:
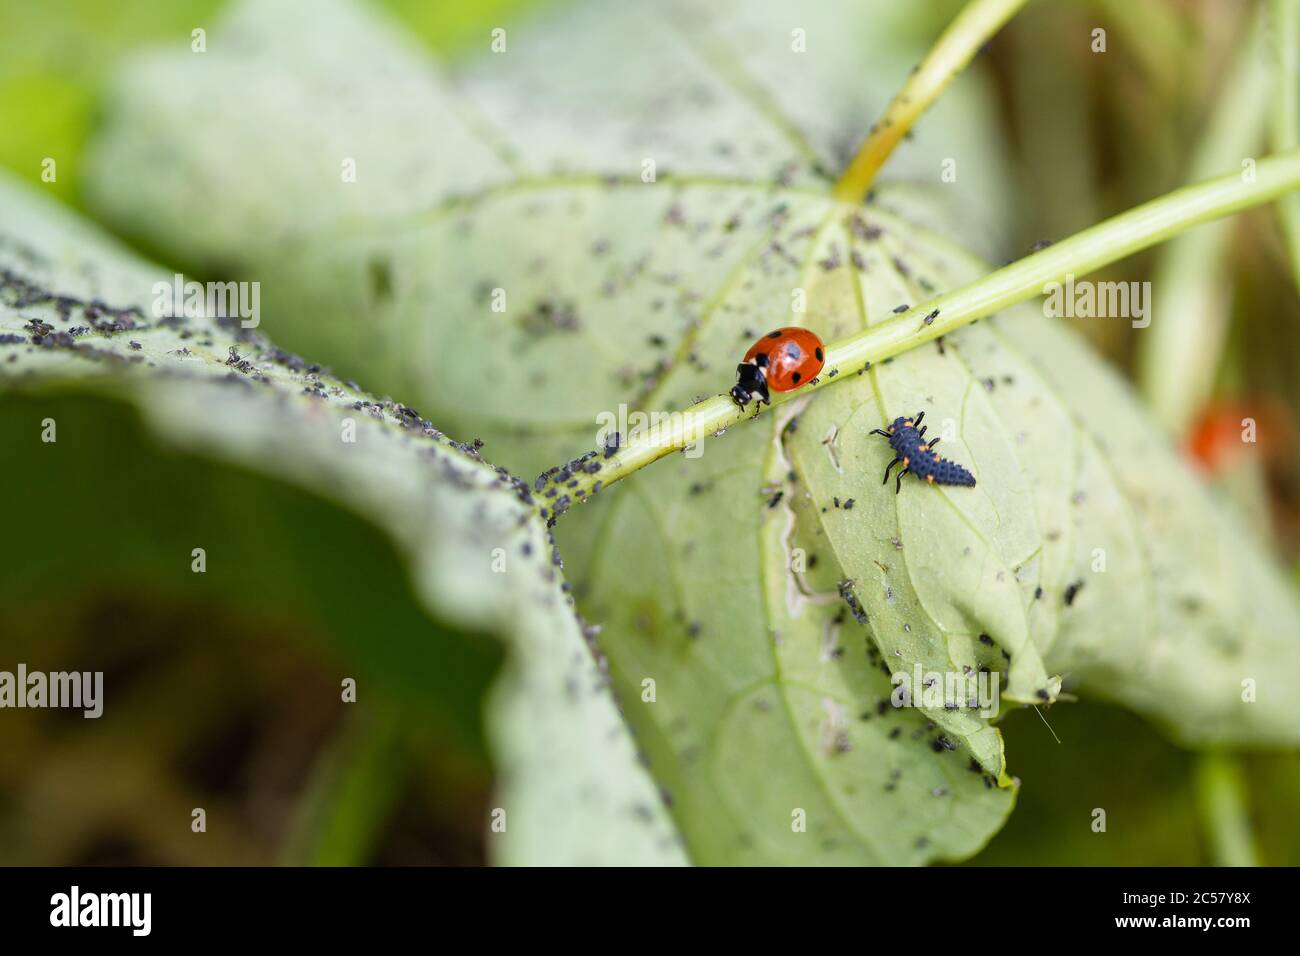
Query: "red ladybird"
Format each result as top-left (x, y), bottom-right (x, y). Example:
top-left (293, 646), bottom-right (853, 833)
top-left (730, 327), bottom-right (826, 409)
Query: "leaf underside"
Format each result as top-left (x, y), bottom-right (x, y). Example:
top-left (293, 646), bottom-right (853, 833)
top-left (80, 0), bottom-right (1300, 865)
top-left (0, 173), bottom-right (685, 866)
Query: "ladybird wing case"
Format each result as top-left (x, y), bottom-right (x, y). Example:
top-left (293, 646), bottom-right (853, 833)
top-left (768, 335), bottom-right (820, 389)
top-left (765, 342), bottom-right (801, 384)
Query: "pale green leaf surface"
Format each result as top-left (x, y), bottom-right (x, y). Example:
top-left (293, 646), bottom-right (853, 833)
top-left (0, 173), bottom-right (684, 866)
top-left (80, 0), bottom-right (1300, 866)
top-left (83, 0), bottom-right (1013, 475)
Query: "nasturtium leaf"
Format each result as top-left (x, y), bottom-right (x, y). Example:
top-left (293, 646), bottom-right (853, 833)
top-left (81, 0), bottom-right (1300, 866)
top-left (0, 172), bottom-right (685, 866)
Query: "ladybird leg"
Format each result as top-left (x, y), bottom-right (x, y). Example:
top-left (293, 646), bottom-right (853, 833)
top-left (869, 428), bottom-right (891, 438)
top-left (918, 425), bottom-right (927, 437)
top-left (895, 467), bottom-right (909, 494)
top-left (927, 437), bottom-right (940, 448)
top-left (913, 411), bottom-right (925, 428)
top-left (882, 457), bottom-right (901, 484)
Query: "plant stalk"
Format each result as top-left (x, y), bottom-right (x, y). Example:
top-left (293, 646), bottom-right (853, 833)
top-left (545, 150), bottom-right (1300, 513)
top-left (1273, 0), bottom-right (1300, 286)
top-left (1194, 752), bottom-right (1260, 866)
top-left (1137, 4), bottom-right (1271, 436)
top-left (832, 0), bottom-right (1030, 204)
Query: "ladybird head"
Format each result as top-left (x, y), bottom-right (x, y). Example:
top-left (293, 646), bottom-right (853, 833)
top-left (890, 416), bottom-right (909, 432)
top-left (731, 362), bottom-right (770, 409)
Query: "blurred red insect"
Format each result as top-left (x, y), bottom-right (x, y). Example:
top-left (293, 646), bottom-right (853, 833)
top-left (1185, 400), bottom-right (1291, 474)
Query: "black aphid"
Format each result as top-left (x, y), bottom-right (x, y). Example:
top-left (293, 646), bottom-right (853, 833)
top-left (869, 411), bottom-right (977, 493)
top-left (838, 579), bottom-right (868, 625)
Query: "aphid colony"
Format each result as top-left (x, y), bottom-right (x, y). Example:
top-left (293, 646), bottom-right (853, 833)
top-left (731, 328), bottom-right (977, 493)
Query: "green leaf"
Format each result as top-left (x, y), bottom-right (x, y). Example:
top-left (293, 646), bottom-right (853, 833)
top-left (0, 172), bottom-right (684, 866)
top-left (788, 224), bottom-right (1300, 750)
top-left (0, 0), bottom-right (542, 207)
top-left (82, 0), bottom-right (1014, 479)
top-left (0, 0), bottom-right (224, 207)
top-left (79, 0), bottom-right (1300, 866)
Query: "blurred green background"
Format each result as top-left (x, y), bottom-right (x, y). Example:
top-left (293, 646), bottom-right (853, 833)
top-left (2, 0), bottom-right (1298, 865)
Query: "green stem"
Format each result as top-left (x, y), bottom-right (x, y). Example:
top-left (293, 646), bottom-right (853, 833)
top-left (278, 711), bottom-right (407, 866)
top-left (832, 0), bottom-right (1030, 204)
top-left (1194, 752), bottom-right (1260, 866)
top-left (1137, 5), bottom-right (1270, 436)
top-left (548, 150), bottom-right (1300, 511)
top-left (1274, 0), bottom-right (1300, 286)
